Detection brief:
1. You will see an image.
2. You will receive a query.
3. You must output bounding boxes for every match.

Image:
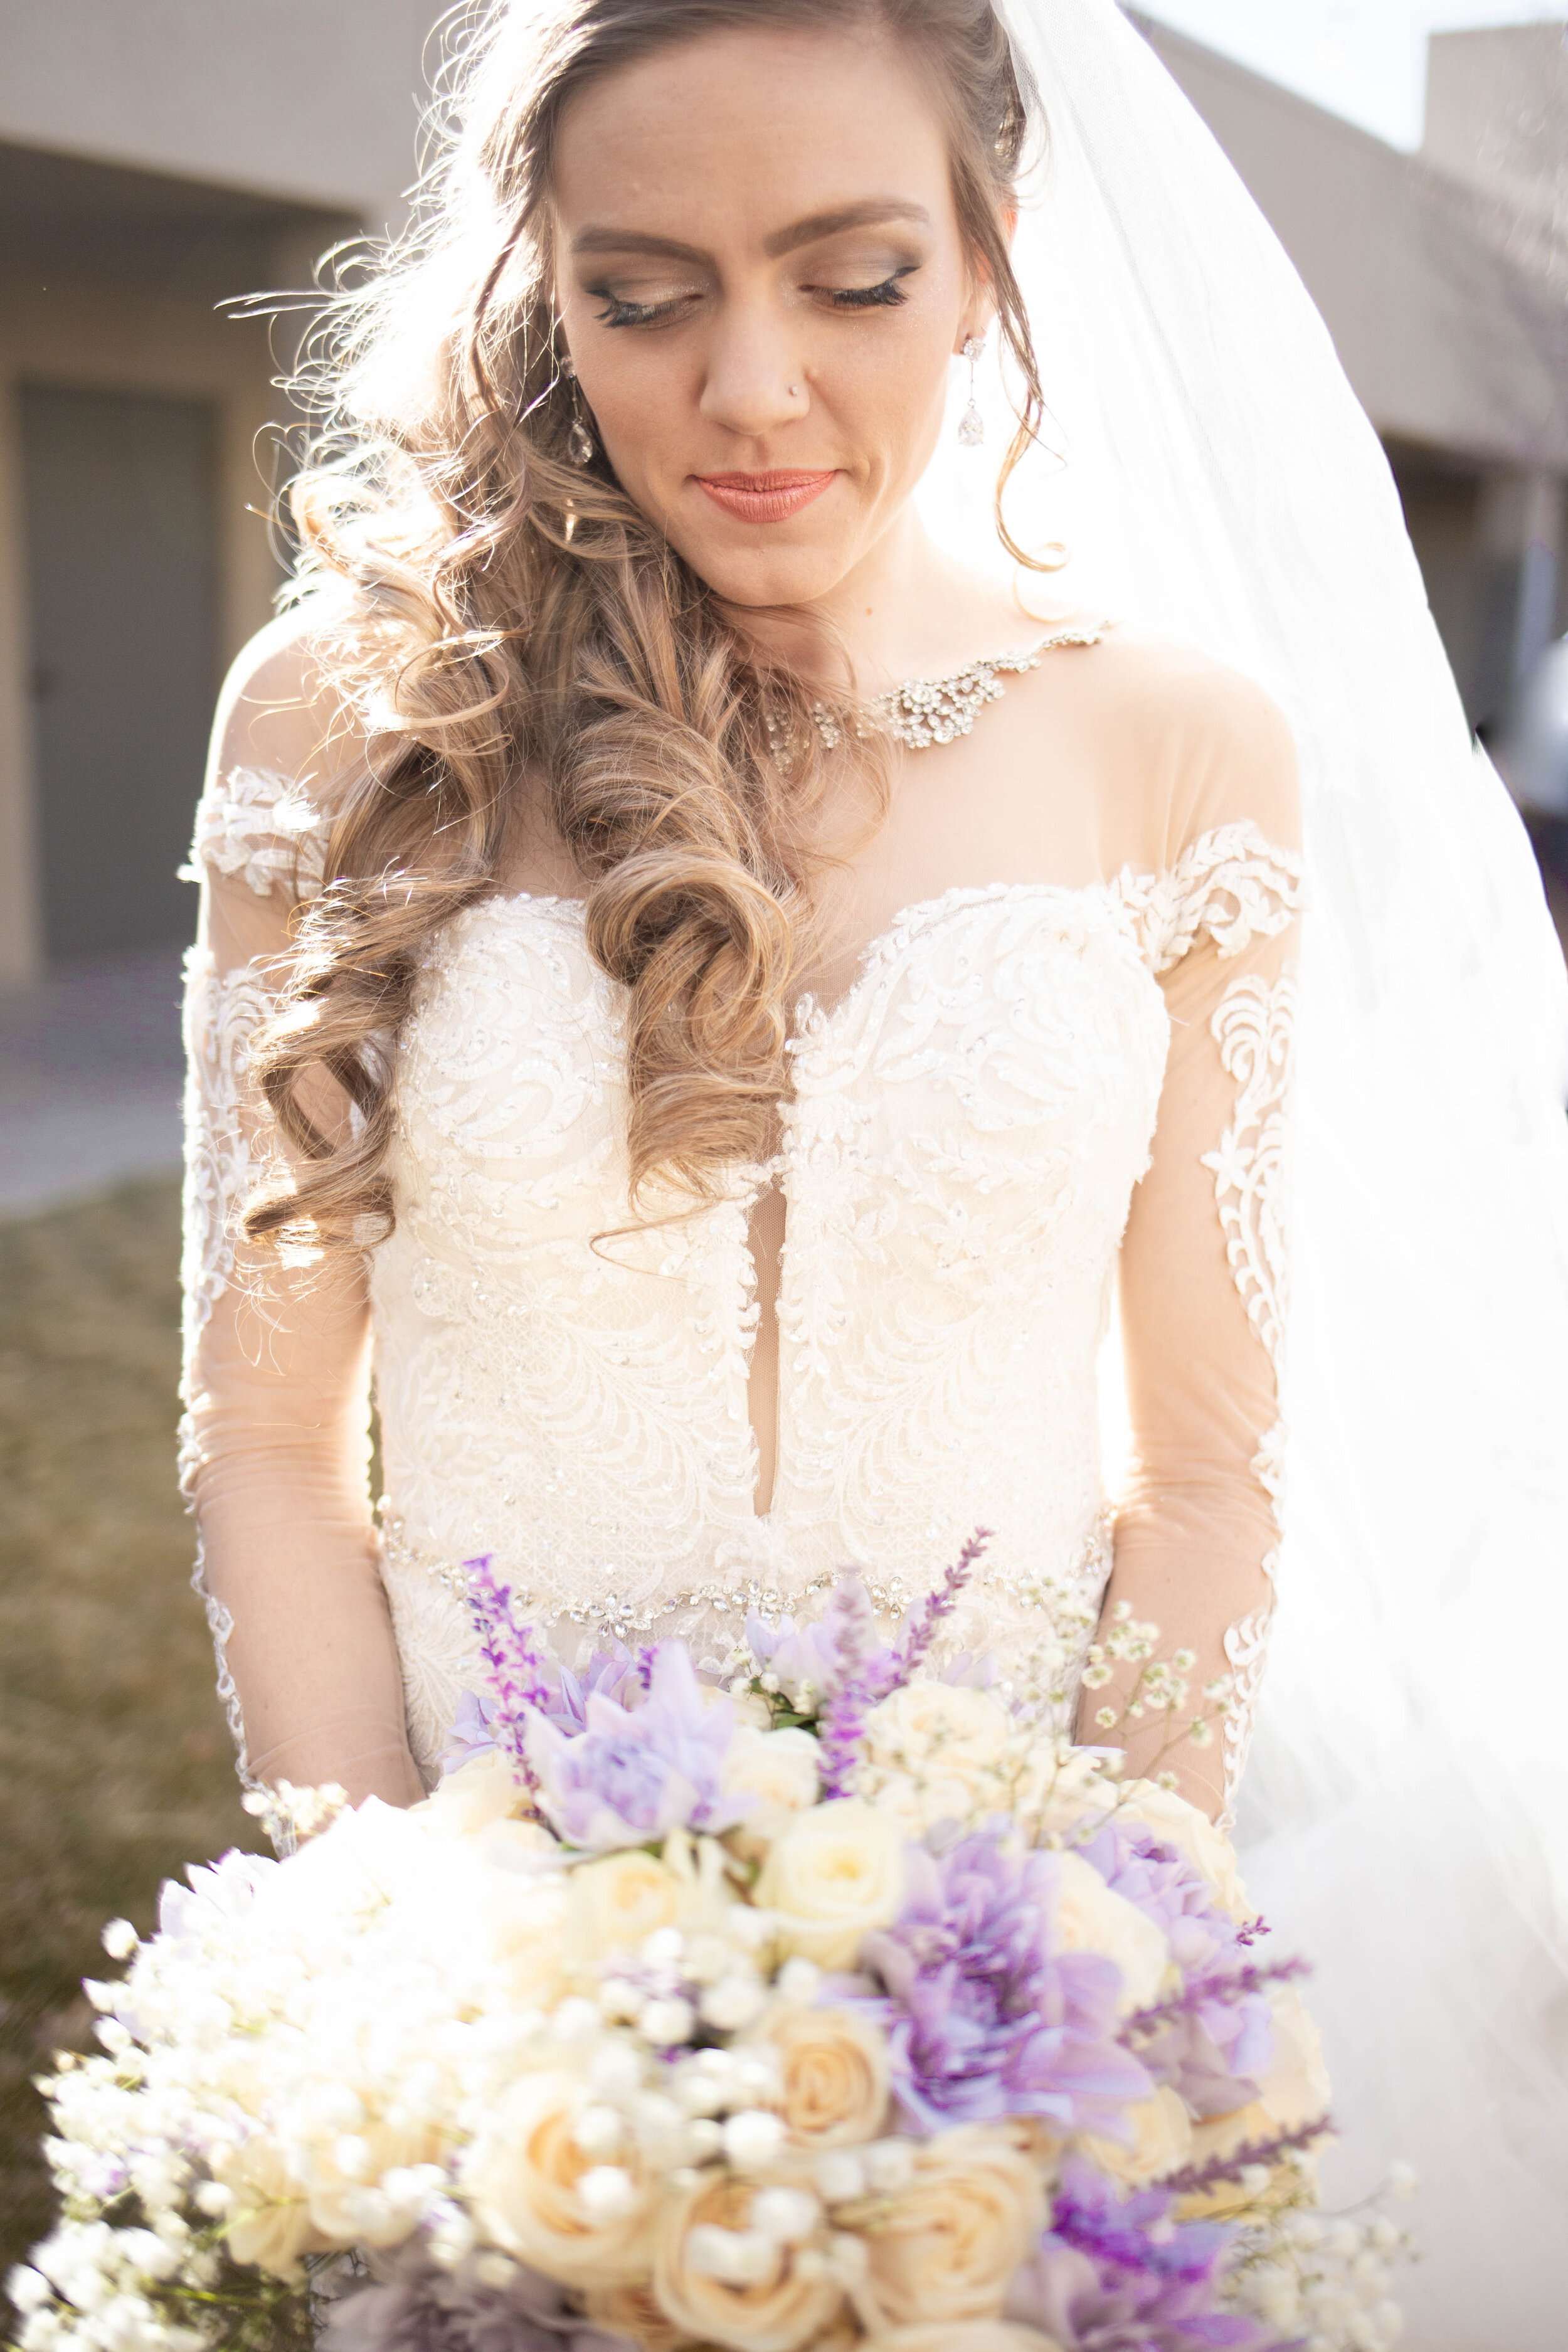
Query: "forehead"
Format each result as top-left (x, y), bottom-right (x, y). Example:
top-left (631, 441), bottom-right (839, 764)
top-left (550, 21), bottom-right (957, 242)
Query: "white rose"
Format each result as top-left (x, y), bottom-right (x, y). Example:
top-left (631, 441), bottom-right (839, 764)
top-left (1111, 1780), bottom-right (1251, 1921)
top-left (723, 1729), bottom-right (822, 1858)
top-left (1049, 1853), bottom-right (1169, 2015)
top-left (857, 1685), bottom-right (1019, 1834)
top-left (214, 2141), bottom-right (331, 2277)
top-left (423, 1747), bottom-right (536, 1838)
top-left (1080, 2085), bottom-right (1193, 2188)
top-left (755, 1801), bottom-right (907, 1971)
top-left (862, 1686), bottom-right (1012, 1784)
top-left (568, 1849), bottom-right (684, 1959)
top-left (464, 2069), bottom-right (658, 2287)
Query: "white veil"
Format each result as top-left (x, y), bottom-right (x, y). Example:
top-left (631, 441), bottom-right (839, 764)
top-left (918, 3), bottom-right (1568, 2340)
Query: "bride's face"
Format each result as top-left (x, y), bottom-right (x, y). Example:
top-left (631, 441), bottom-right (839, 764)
top-left (549, 20), bottom-right (981, 610)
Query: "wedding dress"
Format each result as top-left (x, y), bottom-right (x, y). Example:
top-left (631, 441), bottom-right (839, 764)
top-left (181, 634), bottom-right (1302, 1815)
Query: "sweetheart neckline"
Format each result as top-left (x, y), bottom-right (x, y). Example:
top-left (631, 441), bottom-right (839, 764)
top-left (470, 873), bottom-right (1131, 1034)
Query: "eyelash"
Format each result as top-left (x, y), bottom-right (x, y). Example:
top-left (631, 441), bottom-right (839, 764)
top-left (590, 268), bottom-right (915, 329)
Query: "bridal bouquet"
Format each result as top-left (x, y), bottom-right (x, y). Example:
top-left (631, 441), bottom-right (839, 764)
top-left (9, 1541), bottom-right (1412, 2352)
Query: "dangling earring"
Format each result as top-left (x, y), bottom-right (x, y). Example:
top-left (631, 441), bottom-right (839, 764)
top-left (958, 335), bottom-right (986, 447)
top-left (560, 353), bottom-right (595, 466)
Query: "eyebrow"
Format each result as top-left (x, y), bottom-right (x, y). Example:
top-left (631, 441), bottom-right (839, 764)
top-left (569, 198), bottom-right (931, 267)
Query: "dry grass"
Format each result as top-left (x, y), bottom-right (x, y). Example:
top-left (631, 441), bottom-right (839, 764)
top-left (0, 1178), bottom-right (265, 2268)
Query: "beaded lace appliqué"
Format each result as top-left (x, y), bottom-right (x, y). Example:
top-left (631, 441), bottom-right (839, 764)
top-left (179, 764), bottom-right (329, 897)
top-left (812, 623), bottom-right (1104, 751)
top-left (1204, 965), bottom-right (1300, 1826)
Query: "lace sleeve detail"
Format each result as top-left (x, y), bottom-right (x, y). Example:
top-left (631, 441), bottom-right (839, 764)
top-left (180, 945), bottom-right (281, 1789)
top-left (179, 765), bottom-right (330, 898)
top-left (1112, 820), bottom-right (1305, 975)
top-left (1204, 967), bottom-right (1298, 1825)
top-left (1107, 805), bottom-right (1302, 1828)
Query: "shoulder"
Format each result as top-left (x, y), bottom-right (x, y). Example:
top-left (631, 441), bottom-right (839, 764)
top-left (208, 599), bottom-right (364, 803)
top-left (193, 600), bottom-right (368, 899)
top-left (1047, 626), bottom-right (1301, 876)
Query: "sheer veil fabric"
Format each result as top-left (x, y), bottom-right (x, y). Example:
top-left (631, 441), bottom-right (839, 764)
top-left (934, 1), bottom-right (1568, 2339)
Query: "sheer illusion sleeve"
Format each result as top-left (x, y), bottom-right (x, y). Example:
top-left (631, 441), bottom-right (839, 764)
top-left (180, 628), bottom-right (423, 1817)
top-left (1097, 695), bottom-right (1305, 1826)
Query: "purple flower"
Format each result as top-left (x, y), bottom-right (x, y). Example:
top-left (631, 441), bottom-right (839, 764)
top-left (442, 1646), bottom-right (652, 1778)
top-left (320, 2245), bottom-right (635, 2352)
top-left (858, 1836), bottom-right (1154, 2137)
top-left (527, 1643), bottom-right (752, 1851)
top-left (744, 1604), bottom-right (853, 1700)
top-left (1004, 2160), bottom-right (1283, 2350)
top-left (1078, 1825), bottom-right (1279, 2116)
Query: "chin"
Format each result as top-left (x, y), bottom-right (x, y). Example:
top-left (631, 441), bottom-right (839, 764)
top-left (669, 532), bottom-right (860, 612)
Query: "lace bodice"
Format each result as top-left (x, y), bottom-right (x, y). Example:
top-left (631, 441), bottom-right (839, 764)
top-left (180, 638), bottom-right (1303, 1824)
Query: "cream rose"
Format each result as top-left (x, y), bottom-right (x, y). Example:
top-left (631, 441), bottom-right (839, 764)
top-left (464, 2069), bottom-right (658, 2287)
top-left (654, 2169), bottom-right (846, 2352)
top-left (424, 1746), bottom-right (533, 1838)
top-left (1049, 1852), bottom-right (1170, 2015)
top-left (856, 2124), bottom-right (1046, 2328)
top-left (215, 2141), bottom-right (331, 2278)
top-left (568, 1848), bottom-right (684, 1959)
top-left (1113, 1779), bottom-right (1251, 1922)
top-left (866, 2329), bottom-right (1063, 2352)
top-left (755, 1801), bottom-right (906, 1970)
top-left (758, 2003), bottom-right (891, 2148)
top-left (723, 1727), bottom-right (822, 1858)
top-left (583, 2280), bottom-right (696, 2352)
top-left (1189, 1983), bottom-right (1333, 2183)
top-left (1080, 2085), bottom-right (1193, 2188)
top-left (862, 1683), bottom-right (1013, 1774)
top-left (475, 1873), bottom-right (573, 2010)
top-left (857, 1685), bottom-right (1017, 1829)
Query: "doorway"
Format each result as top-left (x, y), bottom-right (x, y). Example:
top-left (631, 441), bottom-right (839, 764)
top-left (19, 385), bottom-right (219, 962)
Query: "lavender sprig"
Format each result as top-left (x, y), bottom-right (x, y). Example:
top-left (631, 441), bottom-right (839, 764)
top-left (815, 1534), bottom-right (993, 1798)
top-left (1120, 1954), bottom-right (1313, 2045)
top-left (814, 1573), bottom-right (879, 1800)
top-left (867, 1527), bottom-right (991, 1704)
top-left (463, 1553), bottom-right (551, 1797)
top-left (1155, 2111), bottom-right (1335, 2200)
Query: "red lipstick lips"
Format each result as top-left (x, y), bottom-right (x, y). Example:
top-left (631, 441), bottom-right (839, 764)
top-left (694, 470), bottom-right (837, 523)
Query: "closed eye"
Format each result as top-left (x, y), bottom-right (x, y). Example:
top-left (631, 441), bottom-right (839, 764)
top-left (588, 285), bottom-right (702, 330)
top-left (821, 271), bottom-right (915, 309)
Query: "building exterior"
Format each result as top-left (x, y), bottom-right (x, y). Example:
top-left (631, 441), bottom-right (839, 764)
top-left (1134, 13), bottom-right (1568, 738)
top-left (0, 1), bottom-right (445, 980)
top-left (0, 5), bottom-right (1565, 978)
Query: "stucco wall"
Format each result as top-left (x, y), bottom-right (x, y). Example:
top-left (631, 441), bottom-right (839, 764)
top-left (0, 0), bottom-right (448, 236)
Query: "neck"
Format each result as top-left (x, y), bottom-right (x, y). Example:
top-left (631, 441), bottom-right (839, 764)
top-left (719, 508), bottom-right (1027, 694)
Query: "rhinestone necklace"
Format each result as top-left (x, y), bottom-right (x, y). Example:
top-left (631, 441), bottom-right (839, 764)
top-left (812, 621), bottom-right (1104, 752)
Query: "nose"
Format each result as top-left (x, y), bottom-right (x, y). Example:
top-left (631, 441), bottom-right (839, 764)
top-left (698, 300), bottom-right (807, 438)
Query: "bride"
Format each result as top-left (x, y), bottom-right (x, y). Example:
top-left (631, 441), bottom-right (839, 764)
top-left (179, 0), bottom-right (1568, 2343)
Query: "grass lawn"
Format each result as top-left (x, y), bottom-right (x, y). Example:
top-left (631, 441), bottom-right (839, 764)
top-left (0, 1177), bottom-right (265, 2269)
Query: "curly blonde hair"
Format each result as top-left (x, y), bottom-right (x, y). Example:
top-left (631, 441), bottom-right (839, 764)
top-left (245, 0), bottom-right (1046, 1251)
